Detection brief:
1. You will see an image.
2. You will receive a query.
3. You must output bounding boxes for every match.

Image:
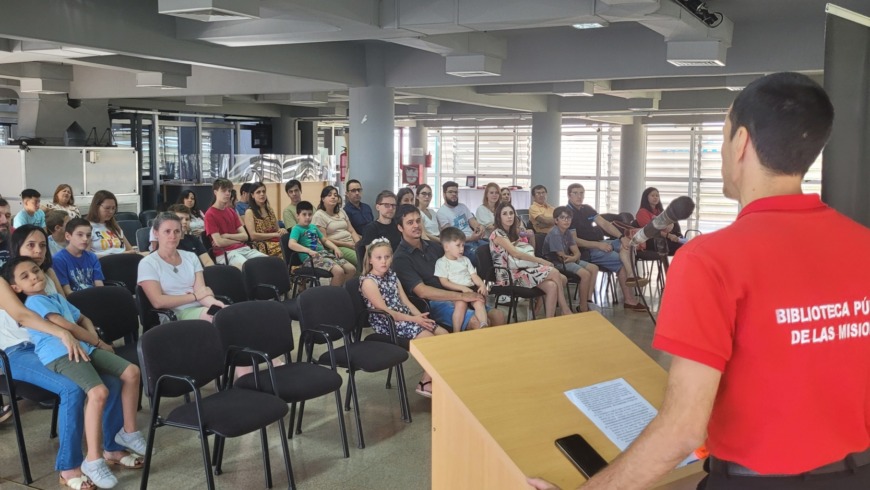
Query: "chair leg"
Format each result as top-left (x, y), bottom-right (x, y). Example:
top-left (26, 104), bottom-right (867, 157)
top-left (287, 403), bottom-right (297, 439)
top-left (259, 428), bottom-right (273, 488)
top-left (140, 398), bottom-right (161, 490)
top-left (9, 400), bottom-right (33, 484)
top-left (344, 381), bottom-right (352, 411)
top-left (333, 389), bottom-right (350, 458)
top-left (198, 431), bottom-right (216, 490)
top-left (49, 399), bottom-right (59, 438)
top-left (212, 435), bottom-right (224, 473)
top-left (394, 363), bottom-right (412, 424)
top-left (275, 418), bottom-right (296, 490)
top-left (347, 371), bottom-right (365, 449)
top-left (294, 401), bottom-right (306, 435)
top-left (385, 367), bottom-right (393, 389)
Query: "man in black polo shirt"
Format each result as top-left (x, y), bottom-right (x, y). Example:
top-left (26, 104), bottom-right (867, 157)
top-left (565, 183), bottom-right (648, 312)
top-left (360, 190), bottom-right (401, 250)
top-left (393, 204), bottom-right (505, 331)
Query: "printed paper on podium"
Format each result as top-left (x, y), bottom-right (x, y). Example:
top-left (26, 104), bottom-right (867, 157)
top-left (565, 378), bottom-right (698, 468)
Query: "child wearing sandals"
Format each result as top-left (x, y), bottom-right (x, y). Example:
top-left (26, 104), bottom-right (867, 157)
top-left (288, 200), bottom-right (356, 286)
top-left (359, 239), bottom-right (449, 398)
top-left (434, 227), bottom-right (490, 331)
top-left (4, 257), bottom-right (148, 489)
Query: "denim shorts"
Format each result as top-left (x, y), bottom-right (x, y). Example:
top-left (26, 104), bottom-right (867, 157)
top-left (428, 300), bottom-right (489, 332)
top-left (588, 239), bottom-right (623, 271)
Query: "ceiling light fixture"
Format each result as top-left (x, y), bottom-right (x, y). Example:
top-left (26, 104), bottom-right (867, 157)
top-left (572, 21), bottom-right (609, 30)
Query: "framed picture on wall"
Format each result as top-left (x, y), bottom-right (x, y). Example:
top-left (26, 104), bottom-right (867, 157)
top-left (466, 176), bottom-right (477, 188)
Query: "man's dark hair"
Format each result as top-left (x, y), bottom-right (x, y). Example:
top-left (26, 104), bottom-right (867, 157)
top-left (65, 217), bottom-right (91, 235)
top-left (0, 198), bottom-right (7, 208)
top-left (285, 179), bottom-right (302, 193)
top-left (2, 256), bottom-right (39, 286)
top-left (296, 200), bottom-right (313, 213)
top-left (213, 178), bottom-right (233, 191)
top-left (396, 204), bottom-right (421, 223)
top-left (440, 227), bottom-right (466, 244)
top-left (729, 72), bottom-right (834, 176)
top-left (375, 190), bottom-right (396, 205)
top-left (239, 183), bottom-right (252, 195)
top-left (442, 181), bottom-right (458, 194)
top-left (567, 183), bottom-right (584, 198)
top-left (346, 179), bottom-right (361, 191)
top-left (531, 185), bottom-right (547, 195)
top-left (553, 206), bottom-right (573, 220)
top-left (20, 189), bottom-right (40, 200)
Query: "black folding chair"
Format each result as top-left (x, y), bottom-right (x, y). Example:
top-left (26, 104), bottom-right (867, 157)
top-left (136, 284), bottom-right (177, 333)
top-left (297, 287), bottom-right (410, 449)
top-left (279, 234), bottom-right (332, 296)
top-left (99, 253), bottom-right (144, 296)
top-left (475, 244), bottom-right (545, 324)
top-left (0, 350), bottom-right (60, 484)
top-left (203, 265), bottom-right (248, 305)
top-left (115, 211), bottom-right (139, 222)
top-left (136, 227), bottom-right (152, 252)
top-left (214, 302), bottom-right (349, 457)
top-left (242, 256), bottom-right (300, 321)
top-left (137, 320), bottom-right (295, 489)
top-left (117, 220), bottom-right (141, 247)
top-left (139, 210), bottom-right (158, 227)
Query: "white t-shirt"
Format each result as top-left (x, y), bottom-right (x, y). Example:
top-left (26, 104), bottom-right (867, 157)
top-left (476, 205), bottom-right (495, 228)
top-left (420, 208), bottom-right (440, 238)
top-left (434, 255), bottom-right (476, 287)
top-left (0, 309), bottom-right (30, 350)
top-left (436, 203), bottom-right (475, 237)
top-left (90, 222), bottom-right (126, 257)
top-left (137, 250), bottom-right (203, 312)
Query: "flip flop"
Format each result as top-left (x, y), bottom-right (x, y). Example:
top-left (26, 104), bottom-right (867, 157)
top-left (415, 380), bottom-right (433, 398)
top-left (105, 453), bottom-right (145, 469)
top-left (59, 474), bottom-right (95, 490)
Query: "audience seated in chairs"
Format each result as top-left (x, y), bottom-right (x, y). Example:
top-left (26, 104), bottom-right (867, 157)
top-left (360, 190), bottom-right (402, 250)
top-left (314, 185), bottom-right (361, 267)
top-left (541, 207), bottom-right (600, 312)
top-left (359, 239), bottom-right (449, 397)
top-left (489, 202), bottom-right (571, 318)
top-left (436, 181), bottom-right (487, 266)
top-left (287, 201), bottom-right (355, 286)
top-left (52, 218), bottom-right (107, 294)
top-left (475, 182), bottom-right (502, 236)
top-left (242, 181), bottom-right (287, 258)
top-left (175, 190), bottom-right (206, 237)
top-left (165, 204), bottom-right (214, 267)
top-left (138, 213), bottom-right (225, 321)
top-left (204, 178), bottom-right (267, 270)
top-left (393, 204), bottom-right (504, 331)
top-left (433, 228), bottom-right (490, 330)
top-left (528, 184), bottom-right (556, 234)
top-left (636, 187), bottom-right (685, 256)
top-left (86, 190), bottom-right (136, 257)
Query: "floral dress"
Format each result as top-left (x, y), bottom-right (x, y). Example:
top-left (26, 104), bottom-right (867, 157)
top-left (251, 210), bottom-right (282, 257)
top-left (489, 229), bottom-right (552, 288)
top-left (360, 271), bottom-right (423, 339)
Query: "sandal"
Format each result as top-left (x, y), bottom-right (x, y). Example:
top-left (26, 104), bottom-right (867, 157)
top-left (59, 474), bottom-right (95, 490)
top-left (105, 452), bottom-right (145, 469)
top-left (415, 380), bottom-right (433, 398)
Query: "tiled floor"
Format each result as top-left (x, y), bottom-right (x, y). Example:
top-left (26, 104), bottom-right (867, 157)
top-left (0, 278), bottom-right (679, 489)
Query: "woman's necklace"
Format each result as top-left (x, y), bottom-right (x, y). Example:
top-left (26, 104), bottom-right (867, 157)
top-left (159, 252), bottom-right (182, 273)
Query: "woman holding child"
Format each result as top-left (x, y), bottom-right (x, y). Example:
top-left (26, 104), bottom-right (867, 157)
top-left (360, 239), bottom-right (449, 398)
top-left (490, 202), bottom-right (571, 318)
top-left (138, 213), bottom-right (225, 321)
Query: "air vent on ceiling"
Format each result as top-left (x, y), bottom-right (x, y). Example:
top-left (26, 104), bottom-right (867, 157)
top-left (158, 0), bottom-right (259, 22)
top-left (666, 41), bottom-right (727, 68)
top-left (668, 60), bottom-right (725, 67)
top-left (445, 55), bottom-right (502, 78)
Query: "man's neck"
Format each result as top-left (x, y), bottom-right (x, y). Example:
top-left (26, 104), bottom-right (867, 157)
top-left (66, 247), bottom-right (84, 258)
top-left (348, 200), bottom-right (361, 209)
top-left (213, 201), bottom-right (227, 210)
top-left (25, 291), bottom-right (47, 299)
top-left (444, 202), bottom-right (457, 208)
top-left (404, 236), bottom-right (424, 250)
top-left (377, 217), bottom-right (392, 225)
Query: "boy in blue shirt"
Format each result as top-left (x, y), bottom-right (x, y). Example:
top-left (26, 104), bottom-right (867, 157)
top-left (52, 218), bottom-right (106, 295)
top-left (13, 188), bottom-right (46, 229)
top-left (4, 256), bottom-right (148, 488)
top-left (287, 201), bottom-right (355, 286)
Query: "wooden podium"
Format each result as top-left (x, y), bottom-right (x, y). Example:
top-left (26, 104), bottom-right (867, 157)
top-left (410, 312), bottom-right (704, 490)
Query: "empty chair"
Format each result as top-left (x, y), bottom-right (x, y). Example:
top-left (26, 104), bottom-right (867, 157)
top-left (114, 211), bottom-right (139, 222)
top-left (203, 265), bottom-right (249, 305)
top-left (99, 253), bottom-right (143, 295)
top-left (297, 286), bottom-right (410, 449)
top-left (139, 210), bottom-right (158, 227)
top-left (136, 227), bottom-right (152, 252)
top-left (137, 320), bottom-right (295, 489)
top-left (242, 256), bottom-right (299, 321)
top-left (213, 301), bottom-right (349, 457)
top-left (117, 220), bottom-right (141, 248)
top-left (0, 350), bottom-right (60, 484)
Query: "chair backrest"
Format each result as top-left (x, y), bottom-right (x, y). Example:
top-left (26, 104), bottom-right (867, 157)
top-left (298, 286), bottom-right (356, 339)
top-left (279, 233), bottom-right (293, 266)
top-left (99, 253), bottom-right (144, 295)
top-left (354, 241), bottom-right (366, 271)
top-left (475, 244), bottom-right (496, 283)
top-left (242, 256), bottom-right (292, 299)
top-left (516, 208), bottom-right (532, 230)
top-left (115, 211), bottom-right (139, 222)
top-left (139, 210), bottom-right (158, 227)
top-left (203, 265), bottom-right (249, 304)
top-left (137, 320), bottom-right (224, 398)
top-left (533, 233), bottom-right (546, 258)
top-left (213, 302), bottom-right (294, 365)
top-left (67, 286), bottom-right (140, 343)
top-left (344, 276), bottom-right (367, 330)
top-left (135, 227), bottom-right (152, 252)
top-left (117, 220), bottom-right (141, 245)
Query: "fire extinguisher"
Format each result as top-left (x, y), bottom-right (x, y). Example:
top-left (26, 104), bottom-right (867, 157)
top-left (339, 147), bottom-right (348, 182)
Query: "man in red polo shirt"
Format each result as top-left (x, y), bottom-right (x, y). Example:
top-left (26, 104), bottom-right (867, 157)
top-left (529, 72), bottom-right (870, 489)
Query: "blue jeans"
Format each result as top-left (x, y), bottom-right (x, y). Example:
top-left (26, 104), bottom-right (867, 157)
top-left (6, 343), bottom-right (125, 471)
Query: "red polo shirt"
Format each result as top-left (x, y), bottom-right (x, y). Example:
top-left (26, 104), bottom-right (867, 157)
top-left (653, 194), bottom-right (870, 474)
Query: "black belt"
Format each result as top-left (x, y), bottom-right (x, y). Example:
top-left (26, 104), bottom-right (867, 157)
top-left (709, 448), bottom-right (870, 477)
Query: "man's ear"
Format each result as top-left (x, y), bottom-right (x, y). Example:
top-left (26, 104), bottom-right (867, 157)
top-left (732, 125), bottom-right (751, 162)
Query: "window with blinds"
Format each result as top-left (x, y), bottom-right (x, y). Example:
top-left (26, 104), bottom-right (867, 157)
top-left (559, 125), bottom-right (621, 212)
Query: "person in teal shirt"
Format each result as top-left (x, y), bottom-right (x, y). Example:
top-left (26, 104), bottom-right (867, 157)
top-left (287, 201), bottom-right (355, 286)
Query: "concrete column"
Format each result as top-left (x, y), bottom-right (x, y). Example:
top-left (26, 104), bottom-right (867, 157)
top-left (408, 122), bottom-right (427, 182)
top-left (531, 106), bottom-right (561, 205)
top-left (298, 120), bottom-right (316, 155)
top-left (269, 116), bottom-right (297, 155)
top-left (619, 118), bottom-right (647, 214)
top-left (349, 85), bottom-right (394, 200)
top-left (322, 127), bottom-right (335, 155)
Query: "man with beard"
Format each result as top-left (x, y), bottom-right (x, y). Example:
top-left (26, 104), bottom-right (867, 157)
top-left (360, 190), bottom-right (401, 250)
top-left (0, 198), bottom-right (11, 267)
top-left (436, 181), bottom-right (486, 266)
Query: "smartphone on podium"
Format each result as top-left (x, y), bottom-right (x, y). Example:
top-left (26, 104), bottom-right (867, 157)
top-left (555, 434), bottom-right (608, 479)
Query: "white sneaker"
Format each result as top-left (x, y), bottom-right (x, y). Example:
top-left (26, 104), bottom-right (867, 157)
top-left (82, 458), bottom-right (117, 489)
top-left (115, 429), bottom-right (150, 456)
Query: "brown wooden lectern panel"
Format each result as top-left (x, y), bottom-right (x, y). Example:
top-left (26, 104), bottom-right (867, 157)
top-left (411, 312), bottom-right (703, 490)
